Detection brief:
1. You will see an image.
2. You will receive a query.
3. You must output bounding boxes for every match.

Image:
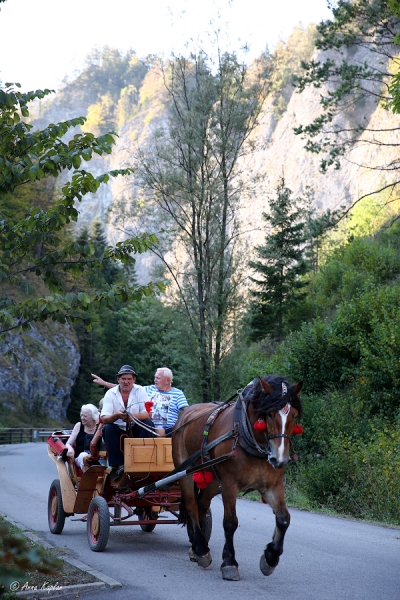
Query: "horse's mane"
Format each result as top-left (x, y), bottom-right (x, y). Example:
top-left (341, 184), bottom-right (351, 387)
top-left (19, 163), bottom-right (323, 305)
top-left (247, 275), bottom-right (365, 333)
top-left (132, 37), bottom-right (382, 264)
top-left (245, 375), bottom-right (302, 418)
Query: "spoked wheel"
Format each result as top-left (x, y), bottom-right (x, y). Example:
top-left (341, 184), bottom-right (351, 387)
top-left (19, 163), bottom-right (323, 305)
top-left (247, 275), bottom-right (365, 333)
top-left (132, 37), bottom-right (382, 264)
top-left (87, 496), bottom-right (110, 552)
top-left (200, 508), bottom-right (212, 542)
top-left (139, 507), bottom-right (159, 532)
top-left (48, 479), bottom-right (66, 534)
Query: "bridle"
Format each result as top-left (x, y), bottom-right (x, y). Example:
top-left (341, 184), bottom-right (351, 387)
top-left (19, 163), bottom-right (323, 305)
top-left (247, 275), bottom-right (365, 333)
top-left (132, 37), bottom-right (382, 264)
top-left (237, 383), bottom-right (295, 462)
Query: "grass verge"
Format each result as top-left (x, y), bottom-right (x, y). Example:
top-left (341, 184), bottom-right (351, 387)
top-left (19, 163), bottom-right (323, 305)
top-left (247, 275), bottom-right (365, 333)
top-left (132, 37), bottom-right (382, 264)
top-left (0, 517), bottom-right (98, 599)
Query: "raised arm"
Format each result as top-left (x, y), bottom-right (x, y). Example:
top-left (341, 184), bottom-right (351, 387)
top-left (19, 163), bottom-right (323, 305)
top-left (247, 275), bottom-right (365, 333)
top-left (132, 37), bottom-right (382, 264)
top-left (91, 373), bottom-right (116, 389)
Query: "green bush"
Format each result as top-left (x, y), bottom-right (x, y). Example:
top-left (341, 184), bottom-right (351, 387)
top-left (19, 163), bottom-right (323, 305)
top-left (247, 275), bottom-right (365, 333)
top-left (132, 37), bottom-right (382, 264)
top-left (331, 284), bottom-right (400, 412)
top-left (310, 237), bottom-right (400, 311)
top-left (299, 426), bottom-right (400, 524)
top-left (266, 318), bottom-right (346, 393)
top-left (245, 283), bottom-right (400, 413)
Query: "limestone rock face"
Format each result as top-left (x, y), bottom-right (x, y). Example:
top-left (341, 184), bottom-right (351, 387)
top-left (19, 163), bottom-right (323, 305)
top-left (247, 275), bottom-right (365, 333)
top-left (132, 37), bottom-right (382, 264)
top-left (35, 40), bottom-right (399, 272)
top-left (238, 44), bottom-right (399, 246)
top-left (0, 322), bottom-right (80, 423)
top-left (103, 44), bottom-right (399, 257)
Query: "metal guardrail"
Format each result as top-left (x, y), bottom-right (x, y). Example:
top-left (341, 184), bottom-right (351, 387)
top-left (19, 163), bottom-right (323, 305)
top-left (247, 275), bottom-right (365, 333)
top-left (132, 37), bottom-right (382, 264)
top-left (0, 428), bottom-right (72, 445)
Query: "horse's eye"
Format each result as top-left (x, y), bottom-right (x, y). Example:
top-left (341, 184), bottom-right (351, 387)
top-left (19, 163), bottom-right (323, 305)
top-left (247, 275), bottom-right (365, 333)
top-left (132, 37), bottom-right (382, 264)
top-left (266, 413), bottom-right (274, 419)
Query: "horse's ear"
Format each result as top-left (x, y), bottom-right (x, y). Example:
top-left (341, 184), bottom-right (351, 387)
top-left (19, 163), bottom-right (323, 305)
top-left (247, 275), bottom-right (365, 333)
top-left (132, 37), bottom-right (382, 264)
top-left (292, 381), bottom-right (303, 395)
top-left (259, 377), bottom-right (274, 395)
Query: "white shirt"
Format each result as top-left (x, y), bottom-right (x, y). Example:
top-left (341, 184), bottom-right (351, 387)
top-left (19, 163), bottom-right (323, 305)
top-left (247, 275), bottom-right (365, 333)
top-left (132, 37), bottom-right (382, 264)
top-left (101, 384), bottom-right (149, 430)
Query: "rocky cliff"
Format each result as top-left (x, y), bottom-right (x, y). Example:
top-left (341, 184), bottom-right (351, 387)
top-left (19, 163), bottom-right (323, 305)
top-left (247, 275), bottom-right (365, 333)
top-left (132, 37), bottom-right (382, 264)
top-left (29, 27), bottom-right (398, 277)
top-left (243, 45), bottom-right (398, 237)
top-left (101, 40), bottom-right (399, 264)
top-left (0, 320), bottom-right (80, 426)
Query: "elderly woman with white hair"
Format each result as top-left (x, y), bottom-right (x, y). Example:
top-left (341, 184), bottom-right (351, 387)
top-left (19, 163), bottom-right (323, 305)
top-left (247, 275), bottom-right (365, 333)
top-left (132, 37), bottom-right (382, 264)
top-left (65, 404), bottom-right (100, 472)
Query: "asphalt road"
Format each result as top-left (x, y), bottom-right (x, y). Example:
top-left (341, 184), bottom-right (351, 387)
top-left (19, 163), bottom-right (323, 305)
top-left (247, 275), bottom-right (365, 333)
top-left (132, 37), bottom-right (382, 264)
top-left (0, 443), bottom-right (399, 600)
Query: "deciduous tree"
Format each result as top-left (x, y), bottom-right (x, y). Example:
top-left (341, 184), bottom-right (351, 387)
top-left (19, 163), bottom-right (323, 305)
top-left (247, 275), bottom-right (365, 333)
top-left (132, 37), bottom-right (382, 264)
top-left (127, 49), bottom-right (270, 402)
top-left (0, 84), bottom-right (162, 349)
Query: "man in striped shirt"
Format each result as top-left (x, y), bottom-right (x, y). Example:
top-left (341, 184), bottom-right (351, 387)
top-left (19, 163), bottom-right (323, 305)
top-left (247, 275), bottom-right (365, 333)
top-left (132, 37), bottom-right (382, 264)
top-left (144, 367), bottom-right (189, 436)
top-left (92, 367), bottom-right (189, 436)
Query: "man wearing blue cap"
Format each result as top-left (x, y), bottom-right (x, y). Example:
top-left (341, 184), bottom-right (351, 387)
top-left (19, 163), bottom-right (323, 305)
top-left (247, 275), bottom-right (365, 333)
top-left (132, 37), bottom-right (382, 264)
top-left (101, 365), bottom-right (154, 479)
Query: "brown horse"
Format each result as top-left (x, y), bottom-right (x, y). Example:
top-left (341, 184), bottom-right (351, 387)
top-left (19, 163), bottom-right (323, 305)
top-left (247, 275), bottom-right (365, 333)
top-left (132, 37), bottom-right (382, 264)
top-left (172, 375), bottom-right (303, 581)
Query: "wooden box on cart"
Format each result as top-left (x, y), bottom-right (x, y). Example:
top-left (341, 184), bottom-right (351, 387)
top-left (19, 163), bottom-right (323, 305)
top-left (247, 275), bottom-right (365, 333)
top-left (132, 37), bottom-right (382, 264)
top-left (123, 438), bottom-right (174, 473)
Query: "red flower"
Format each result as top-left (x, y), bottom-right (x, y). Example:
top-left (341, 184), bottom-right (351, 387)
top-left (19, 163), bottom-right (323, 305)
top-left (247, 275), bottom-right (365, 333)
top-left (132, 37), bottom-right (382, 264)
top-left (145, 401), bottom-right (154, 413)
top-left (192, 470), bottom-right (214, 489)
top-left (292, 424), bottom-right (304, 435)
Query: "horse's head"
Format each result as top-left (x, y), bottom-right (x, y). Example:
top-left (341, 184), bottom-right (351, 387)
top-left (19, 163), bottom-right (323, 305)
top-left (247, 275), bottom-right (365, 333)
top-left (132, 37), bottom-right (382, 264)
top-left (247, 375), bottom-right (303, 469)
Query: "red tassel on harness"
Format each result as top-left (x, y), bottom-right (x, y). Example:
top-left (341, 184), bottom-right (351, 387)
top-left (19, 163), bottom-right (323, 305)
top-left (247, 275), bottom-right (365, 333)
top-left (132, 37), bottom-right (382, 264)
top-left (254, 418), bottom-right (267, 431)
top-left (192, 470), bottom-right (214, 489)
top-left (292, 424), bottom-right (304, 435)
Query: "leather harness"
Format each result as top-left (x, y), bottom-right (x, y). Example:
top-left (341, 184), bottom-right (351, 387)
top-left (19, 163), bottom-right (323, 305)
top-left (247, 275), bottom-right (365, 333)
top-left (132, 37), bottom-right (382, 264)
top-left (170, 385), bottom-right (295, 476)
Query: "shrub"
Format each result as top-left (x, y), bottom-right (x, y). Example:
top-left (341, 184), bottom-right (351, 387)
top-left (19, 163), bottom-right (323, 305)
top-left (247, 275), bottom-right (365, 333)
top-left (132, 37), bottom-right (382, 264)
top-left (299, 426), bottom-right (400, 524)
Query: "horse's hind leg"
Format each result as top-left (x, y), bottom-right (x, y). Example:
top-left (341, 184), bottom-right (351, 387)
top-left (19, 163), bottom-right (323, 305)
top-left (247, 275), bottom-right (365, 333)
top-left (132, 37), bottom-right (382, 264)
top-left (260, 483), bottom-right (290, 576)
top-left (220, 484), bottom-right (240, 581)
top-left (179, 477), bottom-right (212, 568)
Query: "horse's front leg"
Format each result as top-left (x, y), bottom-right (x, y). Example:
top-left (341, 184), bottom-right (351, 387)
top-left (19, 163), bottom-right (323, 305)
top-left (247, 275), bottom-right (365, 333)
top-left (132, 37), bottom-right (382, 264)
top-left (220, 484), bottom-right (240, 581)
top-left (260, 481), bottom-right (290, 576)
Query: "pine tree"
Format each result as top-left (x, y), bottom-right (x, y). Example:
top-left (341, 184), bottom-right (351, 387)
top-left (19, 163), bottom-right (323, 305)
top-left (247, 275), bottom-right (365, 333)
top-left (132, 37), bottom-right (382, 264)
top-left (89, 221), bottom-right (121, 285)
top-left (248, 178), bottom-right (309, 342)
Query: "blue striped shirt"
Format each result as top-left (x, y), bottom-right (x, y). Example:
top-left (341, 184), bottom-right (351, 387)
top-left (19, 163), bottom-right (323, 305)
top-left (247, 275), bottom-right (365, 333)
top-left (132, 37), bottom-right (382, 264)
top-left (144, 385), bottom-right (189, 427)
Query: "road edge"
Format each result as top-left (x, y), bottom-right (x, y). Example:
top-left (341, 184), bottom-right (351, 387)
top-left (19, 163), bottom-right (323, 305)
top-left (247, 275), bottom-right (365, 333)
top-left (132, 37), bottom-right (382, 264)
top-left (1, 514), bottom-right (122, 598)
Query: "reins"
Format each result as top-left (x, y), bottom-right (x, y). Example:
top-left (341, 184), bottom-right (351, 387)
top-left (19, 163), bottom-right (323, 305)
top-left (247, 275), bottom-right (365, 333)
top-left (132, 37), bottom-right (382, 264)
top-left (127, 391), bottom-right (239, 438)
top-left (166, 393), bottom-right (240, 475)
top-left (170, 391), bottom-right (239, 436)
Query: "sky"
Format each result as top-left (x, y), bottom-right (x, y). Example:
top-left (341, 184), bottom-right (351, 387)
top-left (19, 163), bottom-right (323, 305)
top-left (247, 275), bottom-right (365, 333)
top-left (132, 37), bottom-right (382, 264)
top-left (0, 0), bottom-right (332, 92)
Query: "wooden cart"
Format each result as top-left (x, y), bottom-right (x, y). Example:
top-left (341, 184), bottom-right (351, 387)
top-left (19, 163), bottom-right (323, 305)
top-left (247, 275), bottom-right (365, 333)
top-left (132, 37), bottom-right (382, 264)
top-left (47, 433), bottom-right (221, 552)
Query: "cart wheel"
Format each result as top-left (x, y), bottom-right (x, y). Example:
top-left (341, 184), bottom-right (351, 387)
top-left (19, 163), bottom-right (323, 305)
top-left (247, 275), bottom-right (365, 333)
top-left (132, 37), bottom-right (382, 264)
top-left (87, 497), bottom-right (110, 552)
top-left (200, 508), bottom-right (212, 542)
top-left (139, 508), bottom-right (158, 532)
top-left (48, 479), bottom-right (66, 534)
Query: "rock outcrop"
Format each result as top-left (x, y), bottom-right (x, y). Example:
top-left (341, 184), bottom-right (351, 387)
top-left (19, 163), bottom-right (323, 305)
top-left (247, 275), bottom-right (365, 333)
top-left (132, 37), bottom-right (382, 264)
top-left (103, 43), bottom-right (400, 257)
top-left (0, 321), bottom-right (80, 424)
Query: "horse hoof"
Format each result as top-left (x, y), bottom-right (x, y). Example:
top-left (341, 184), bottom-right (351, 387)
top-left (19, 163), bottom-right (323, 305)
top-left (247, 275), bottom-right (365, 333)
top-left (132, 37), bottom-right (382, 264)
top-left (221, 565), bottom-right (240, 581)
top-left (197, 551), bottom-right (212, 569)
top-left (189, 547), bottom-right (197, 562)
top-left (260, 555), bottom-right (276, 576)
top-left (189, 547), bottom-right (212, 568)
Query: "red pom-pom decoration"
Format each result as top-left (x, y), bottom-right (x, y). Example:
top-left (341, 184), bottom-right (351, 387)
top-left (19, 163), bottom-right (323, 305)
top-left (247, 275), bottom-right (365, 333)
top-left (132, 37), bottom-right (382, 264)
top-left (145, 401), bottom-right (154, 413)
top-left (192, 470), bottom-right (214, 489)
top-left (254, 419), bottom-right (267, 431)
top-left (292, 424), bottom-right (304, 435)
